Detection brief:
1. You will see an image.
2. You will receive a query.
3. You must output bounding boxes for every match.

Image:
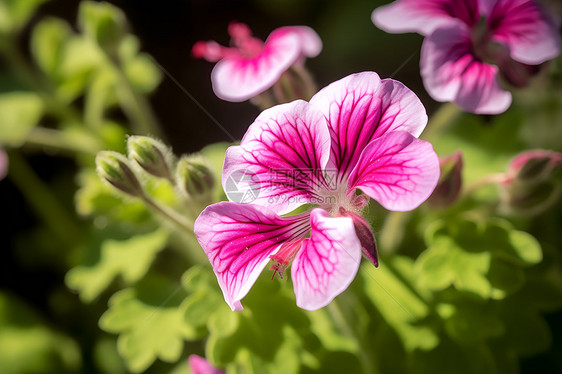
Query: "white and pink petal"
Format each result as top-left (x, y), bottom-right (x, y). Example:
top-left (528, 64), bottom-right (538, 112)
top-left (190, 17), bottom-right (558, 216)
top-left (211, 32), bottom-right (301, 101)
top-left (348, 131), bottom-right (440, 212)
top-left (309, 71), bottom-right (427, 180)
top-left (372, 0), bottom-right (481, 35)
top-left (420, 22), bottom-right (512, 114)
top-left (194, 202), bottom-right (310, 310)
top-left (487, 0), bottom-right (561, 65)
top-left (292, 208), bottom-right (362, 311)
top-left (223, 100), bottom-right (331, 215)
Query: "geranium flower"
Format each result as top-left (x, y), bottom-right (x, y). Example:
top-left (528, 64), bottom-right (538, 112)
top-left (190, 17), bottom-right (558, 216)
top-left (372, 0), bottom-right (561, 114)
top-left (195, 72), bottom-right (440, 311)
top-left (192, 21), bottom-right (322, 102)
top-left (195, 72), bottom-right (439, 310)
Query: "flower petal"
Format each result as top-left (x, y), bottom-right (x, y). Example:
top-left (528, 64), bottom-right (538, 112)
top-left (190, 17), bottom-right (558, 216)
top-left (292, 208), bottom-right (362, 310)
top-left (420, 22), bottom-right (512, 114)
top-left (309, 71), bottom-right (427, 180)
top-left (0, 147), bottom-right (7, 181)
top-left (211, 31), bottom-right (301, 101)
top-left (194, 202), bottom-right (310, 310)
top-left (188, 355), bottom-right (225, 374)
top-left (223, 100), bottom-right (331, 215)
top-left (372, 0), bottom-right (480, 35)
top-left (488, 0), bottom-right (561, 65)
top-left (348, 131), bottom-right (440, 211)
top-left (270, 26), bottom-right (323, 59)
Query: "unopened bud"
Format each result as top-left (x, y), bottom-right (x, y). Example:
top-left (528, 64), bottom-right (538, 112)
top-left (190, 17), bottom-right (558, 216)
top-left (127, 136), bottom-right (174, 180)
top-left (96, 151), bottom-right (143, 197)
top-left (176, 155), bottom-right (215, 198)
top-left (428, 151), bottom-right (463, 208)
top-left (500, 150), bottom-right (562, 215)
top-left (506, 150), bottom-right (562, 182)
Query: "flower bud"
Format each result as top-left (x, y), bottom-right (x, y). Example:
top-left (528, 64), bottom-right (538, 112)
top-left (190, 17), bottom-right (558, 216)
top-left (176, 154), bottom-right (215, 198)
top-left (500, 150), bottom-right (562, 215)
top-left (428, 151), bottom-right (463, 208)
top-left (96, 151), bottom-right (143, 197)
top-left (127, 136), bottom-right (174, 180)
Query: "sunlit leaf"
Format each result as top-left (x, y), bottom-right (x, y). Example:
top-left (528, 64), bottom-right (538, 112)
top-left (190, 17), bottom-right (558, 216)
top-left (0, 92), bottom-right (43, 146)
top-left (66, 228), bottom-right (168, 302)
top-left (99, 276), bottom-right (194, 373)
top-left (361, 261), bottom-right (439, 352)
top-left (31, 17), bottom-right (71, 78)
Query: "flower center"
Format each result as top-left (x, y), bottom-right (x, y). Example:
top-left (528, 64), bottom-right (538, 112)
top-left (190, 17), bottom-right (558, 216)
top-left (317, 182), bottom-right (369, 217)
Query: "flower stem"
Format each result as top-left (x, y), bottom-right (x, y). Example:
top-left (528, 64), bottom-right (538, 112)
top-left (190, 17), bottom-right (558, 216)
top-left (7, 151), bottom-right (82, 247)
top-left (421, 102), bottom-right (462, 141)
top-left (24, 127), bottom-right (99, 155)
top-left (328, 296), bottom-right (375, 373)
top-left (141, 194), bottom-right (194, 234)
top-left (461, 173), bottom-right (507, 198)
top-left (379, 211), bottom-right (409, 254)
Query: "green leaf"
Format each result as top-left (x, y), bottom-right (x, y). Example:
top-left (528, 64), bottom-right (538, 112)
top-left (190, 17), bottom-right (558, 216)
top-left (119, 36), bottom-right (162, 94)
top-left (361, 261), bottom-right (439, 352)
top-left (0, 292), bottom-right (81, 374)
top-left (417, 218), bottom-right (543, 299)
top-left (0, 92), bottom-right (43, 146)
top-left (78, 1), bottom-right (127, 54)
top-left (99, 276), bottom-right (194, 372)
top-left (0, 0), bottom-right (49, 35)
top-left (66, 228), bottom-right (168, 302)
top-left (30, 17), bottom-right (71, 78)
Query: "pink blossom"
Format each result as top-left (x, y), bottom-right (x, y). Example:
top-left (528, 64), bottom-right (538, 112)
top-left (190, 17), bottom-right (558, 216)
top-left (0, 147), bottom-right (7, 181)
top-left (372, 0), bottom-right (561, 114)
top-left (192, 21), bottom-right (321, 102)
top-left (188, 355), bottom-right (224, 374)
top-left (195, 72), bottom-right (440, 311)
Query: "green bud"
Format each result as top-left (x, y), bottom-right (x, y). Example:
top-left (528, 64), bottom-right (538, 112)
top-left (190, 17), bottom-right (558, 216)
top-left (428, 151), bottom-right (463, 208)
top-left (176, 155), bottom-right (215, 198)
top-left (96, 151), bottom-right (143, 197)
top-left (127, 136), bottom-right (174, 180)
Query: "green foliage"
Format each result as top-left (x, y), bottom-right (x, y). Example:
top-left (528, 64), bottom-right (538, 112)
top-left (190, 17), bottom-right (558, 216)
top-left (0, 92), bottom-right (43, 146)
top-left (416, 218), bottom-right (542, 299)
top-left (0, 292), bottom-right (81, 374)
top-left (100, 276), bottom-right (195, 373)
top-left (0, 0), bottom-right (48, 36)
top-left (66, 228), bottom-right (169, 302)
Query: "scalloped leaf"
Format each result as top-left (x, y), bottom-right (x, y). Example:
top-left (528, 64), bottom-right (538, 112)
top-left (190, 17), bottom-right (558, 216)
top-left (0, 92), bottom-right (43, 146)
top-left (66, 228), bottom-right (168, 302)
top-left (99, 276), bottom-right (196, 373)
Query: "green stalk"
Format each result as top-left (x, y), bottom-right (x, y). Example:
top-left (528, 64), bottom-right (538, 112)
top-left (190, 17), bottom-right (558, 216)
top-left (421, 102), bottom-right (462, 141)
top-left (7, 151), bottom-right (82, 247)
top-left (24, 127), bottom-right (99, 155)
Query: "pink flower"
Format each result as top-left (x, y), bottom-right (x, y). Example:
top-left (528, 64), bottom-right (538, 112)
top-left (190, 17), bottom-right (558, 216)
top-left (188, 355), bottom-right (224, 374)
top-left (192, 21), bottom-right (322, 102)
top-left (0, 147), bottom-right (7, 181)
top-left (372, 0), bottom-right (561, 114)
top-left (195, 72), bottom-right (440, 311)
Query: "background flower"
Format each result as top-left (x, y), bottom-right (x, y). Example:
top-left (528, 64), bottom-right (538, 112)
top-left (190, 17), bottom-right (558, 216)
top-left (372, 0), bottom-right (561, 114)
